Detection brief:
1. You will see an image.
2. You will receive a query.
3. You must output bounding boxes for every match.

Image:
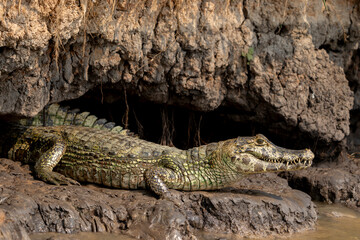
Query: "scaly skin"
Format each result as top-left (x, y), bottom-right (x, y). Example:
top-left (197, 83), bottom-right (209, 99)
top-left (1, 104), bottom-right (314, 199)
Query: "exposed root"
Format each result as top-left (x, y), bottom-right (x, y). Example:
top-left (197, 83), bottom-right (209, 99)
top-left (187, 112), bottom-right (203, 147)
top-left (133, 109), bottom-right (144, 138)
top-left (122, 87), bottom-right (129, 129)
top-left (349, 152), bottom-right (360, 160)
top-left (100, 79), bottom-right (104, 104)
top-left (195, 115), bottom-right (202, 147)
top-left (160, 106), bottom-right (175, 147)
top-left (321, 0), bottom-right (348, 42)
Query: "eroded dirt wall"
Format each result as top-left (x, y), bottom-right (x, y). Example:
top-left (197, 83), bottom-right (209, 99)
top-left (0, 0), bottom-right (358, 143)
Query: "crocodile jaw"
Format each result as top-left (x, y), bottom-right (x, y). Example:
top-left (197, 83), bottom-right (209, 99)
top-left (233, 151), bottom-right (313, 173)
top-left (227, 134), bottom-right (314, 174)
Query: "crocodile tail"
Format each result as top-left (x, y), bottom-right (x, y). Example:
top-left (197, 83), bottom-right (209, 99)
top-left (19, 104), bottom-right (136, 137)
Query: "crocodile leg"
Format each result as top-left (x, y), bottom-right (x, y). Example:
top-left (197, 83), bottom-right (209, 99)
top-left (34, 135), bottom-right (79, 186)
top-left (144, 167), bottom-right (179, 199)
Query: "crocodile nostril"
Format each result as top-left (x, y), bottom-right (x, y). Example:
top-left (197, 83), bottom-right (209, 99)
top-left (242, 156), bottom-right (250, 165)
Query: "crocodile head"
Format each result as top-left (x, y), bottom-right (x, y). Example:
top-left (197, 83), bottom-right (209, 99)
top-left (223, 134), bottom-right (314, 174)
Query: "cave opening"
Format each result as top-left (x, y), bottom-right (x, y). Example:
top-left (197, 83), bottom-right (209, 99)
top-left (62, 86), bottom-right (317, 152)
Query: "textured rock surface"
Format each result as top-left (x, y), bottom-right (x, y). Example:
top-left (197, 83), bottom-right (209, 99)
top-left (0, 158), bottom-right (317, 240)
top-left (0, 0), bottom-right (357, 143)
top-left (283, 151), bottom-right (360, 211)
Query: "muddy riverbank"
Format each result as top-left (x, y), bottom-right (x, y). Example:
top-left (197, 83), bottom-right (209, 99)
top-left (27, 203), bottom-right (360, 240)
top-left (0, 158), bottom-right (316, 240)
top-left (283, 151), bottom-right (360, 212)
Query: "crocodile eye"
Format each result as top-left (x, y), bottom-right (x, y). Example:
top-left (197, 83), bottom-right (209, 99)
top-left (255, 138), bottom-right (266, 145)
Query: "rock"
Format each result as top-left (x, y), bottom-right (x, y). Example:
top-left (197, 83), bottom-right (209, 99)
top-left (0, 0), bottom-right (357, 143)
top-left (0, 158), bottom-right (317, 239)
top-left (283, 151), bottom-right (360, 211)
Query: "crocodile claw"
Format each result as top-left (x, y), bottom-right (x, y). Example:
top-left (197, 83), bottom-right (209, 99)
top-left (36, 170), bottom-right (80, 186)
top-left (161, 190), bottom-right (183, 207)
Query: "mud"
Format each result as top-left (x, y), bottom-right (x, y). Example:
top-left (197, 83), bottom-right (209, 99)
top-left (0, 158), bottom-right (316, 240)
top-left (283, 151), bottom-right (360, 211)
top-left (25, 202), bottom-right (360, 240)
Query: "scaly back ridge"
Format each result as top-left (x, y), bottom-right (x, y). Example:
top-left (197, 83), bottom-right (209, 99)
top-left (19, 104), bottom-right (135, 136)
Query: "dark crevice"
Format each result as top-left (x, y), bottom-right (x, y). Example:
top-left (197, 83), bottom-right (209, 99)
top-left (318, 43), bottom-right (341, 53)
top-left (274, 24), bottom-right (289, 36)
top-left (0, 46), bottom-right (6, 54)
top-left (345, 48), bottom-right (360, 91)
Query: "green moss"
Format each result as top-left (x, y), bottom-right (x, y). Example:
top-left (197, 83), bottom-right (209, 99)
top-left (242, 47), bottom-right (254, 65)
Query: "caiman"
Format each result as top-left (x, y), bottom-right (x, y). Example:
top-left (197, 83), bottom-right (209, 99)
top-left (0, 104), bottom-right (314, 199)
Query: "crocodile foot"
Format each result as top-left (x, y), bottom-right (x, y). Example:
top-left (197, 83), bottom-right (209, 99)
top-left (161, 190), bottom-right (183, 207)
top-left (36, 170), bottom-right (80, 186)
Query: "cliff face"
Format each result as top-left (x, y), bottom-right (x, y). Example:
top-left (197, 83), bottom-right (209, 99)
top-left (0, 0), bottom-right (358, 144)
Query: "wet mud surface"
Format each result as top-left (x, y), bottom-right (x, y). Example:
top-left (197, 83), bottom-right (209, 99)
top-left (29, 203), bottom-right (360, 240)
top-left (283, 152), bottom-right (360, 211)
top-left (288, 203), bottom-right (360, 240)
top-left (0, 158), bottom-right (316, 240)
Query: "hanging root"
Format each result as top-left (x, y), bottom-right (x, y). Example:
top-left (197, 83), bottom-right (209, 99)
top-left (132, 109), bottom-right (144, 138)
top-left (187, 112), bottom-right (203, 147)
top-left (160, 106), bottom-right (175, 147)
top-left (122, 87), bottom-right (129, 129)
